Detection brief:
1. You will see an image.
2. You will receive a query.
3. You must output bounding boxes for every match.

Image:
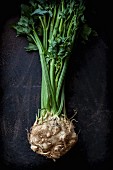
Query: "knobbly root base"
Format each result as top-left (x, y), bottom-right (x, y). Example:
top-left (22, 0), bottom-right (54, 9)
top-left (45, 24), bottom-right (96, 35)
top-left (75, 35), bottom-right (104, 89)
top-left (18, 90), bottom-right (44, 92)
top-left (28, 113), bottom-right (78, 160)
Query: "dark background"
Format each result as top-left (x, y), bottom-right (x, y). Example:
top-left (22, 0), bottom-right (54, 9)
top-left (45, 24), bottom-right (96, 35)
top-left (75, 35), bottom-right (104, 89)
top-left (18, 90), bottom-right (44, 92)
top-left (0, 0), bottom-right (113, 170)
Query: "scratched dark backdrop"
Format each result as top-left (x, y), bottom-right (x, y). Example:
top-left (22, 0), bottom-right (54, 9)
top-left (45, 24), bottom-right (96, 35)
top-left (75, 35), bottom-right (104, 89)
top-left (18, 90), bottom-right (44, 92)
top-left (0, 1), bottom-right (113, 170)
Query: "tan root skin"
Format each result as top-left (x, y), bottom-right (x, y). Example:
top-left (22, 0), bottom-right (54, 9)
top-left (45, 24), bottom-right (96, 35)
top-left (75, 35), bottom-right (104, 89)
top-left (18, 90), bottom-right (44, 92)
top-left (28, 113), bottom-right (78, 160)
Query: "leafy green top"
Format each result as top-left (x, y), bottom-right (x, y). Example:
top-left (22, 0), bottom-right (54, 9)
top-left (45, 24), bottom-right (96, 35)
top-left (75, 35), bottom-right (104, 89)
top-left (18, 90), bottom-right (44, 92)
top-left (13, 0), bottom-right (95, 117)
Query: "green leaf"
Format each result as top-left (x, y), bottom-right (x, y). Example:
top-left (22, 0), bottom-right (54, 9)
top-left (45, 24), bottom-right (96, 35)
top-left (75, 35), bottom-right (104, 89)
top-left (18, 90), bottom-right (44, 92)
top-left (21, 4), bottom-right (31, 17)
top-left (25, 43), bottom-right (38, 51)
top-left (81, 24), bottom-right (92, 41)
top-left (13, 15), bottom-right (32, 35)
top-left (31, 8), bottom-right (52, 17)
top-left (13, 25), bottom-right (31, 35)
top-left (18, 16), bottom-right (29, 27)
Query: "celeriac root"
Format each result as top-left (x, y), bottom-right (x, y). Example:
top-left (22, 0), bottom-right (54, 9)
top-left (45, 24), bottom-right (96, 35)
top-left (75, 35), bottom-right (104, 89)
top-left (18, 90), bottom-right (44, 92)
top-left (28, 113), bottom-right (78, 160)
